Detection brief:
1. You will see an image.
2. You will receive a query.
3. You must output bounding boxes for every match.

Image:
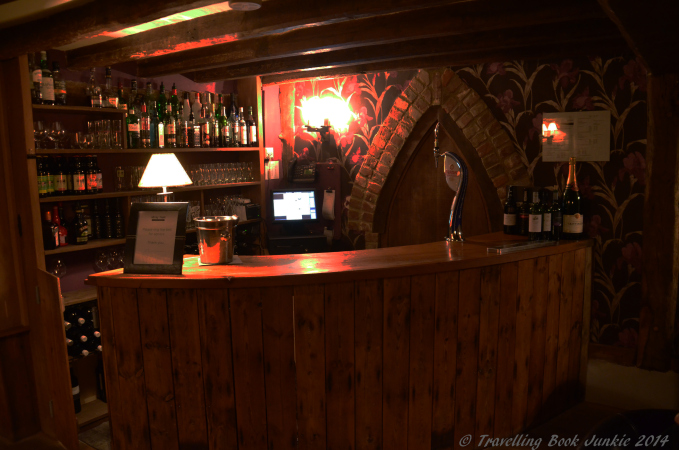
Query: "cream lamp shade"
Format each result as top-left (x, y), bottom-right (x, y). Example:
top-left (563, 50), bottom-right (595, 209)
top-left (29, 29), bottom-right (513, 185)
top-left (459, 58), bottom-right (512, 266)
top-left (139, 153), bottom-right (192, 188)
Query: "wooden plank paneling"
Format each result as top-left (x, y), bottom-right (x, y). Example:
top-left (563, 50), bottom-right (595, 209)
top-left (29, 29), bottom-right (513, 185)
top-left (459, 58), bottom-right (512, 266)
top-left (494, 263), bottom-right (518, 439)
top-left (325, 282), bottom-right (356, 450)
top-left (98, 287), bottom-right (122, 450)
top-left (568, 248), bottom-right (586, 403)
top-left (137, 289), bottom-right (179, 450)
top-left (383, 277), bottom-right (411, 450)
top-left (432, 271), bottom-right (460, 449)
top-left (110, 287), bottom-right (151, 450)
top-left (408, 274), bottom-right (436, 450)
top-left (230, 288), bottom-right (268, 450)
top-left (294, 284), bottom-right (327, 450)
top-left (0, 333), bottom-right (39, 441)
top-left (355, 279), bottom-right (384, 450)
top-left (261, 286), bottom-right (297, 450)
top-left (542, 254), bottom-right (563, 414)
top-left (475, 265), bottom-right (501, 441)
top-left (198, 289), bottom-right (238, 450)
top-left (454, 268), bottom-right (481, 450)
top-left (580, 248), bottom-right (593, 395)
top-left (556, 251), bottom-right (575, 405)
top-left (526, 257), bottom-right (548, 426)
top-left (511, 259), bottom-right (534, 434)
top-left (167, 289), bottom-right (208, 449)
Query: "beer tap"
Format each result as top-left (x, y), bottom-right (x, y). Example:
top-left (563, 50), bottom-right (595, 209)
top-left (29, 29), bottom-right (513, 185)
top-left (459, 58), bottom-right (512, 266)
top-left (433, 122), bottom-right (468, 242)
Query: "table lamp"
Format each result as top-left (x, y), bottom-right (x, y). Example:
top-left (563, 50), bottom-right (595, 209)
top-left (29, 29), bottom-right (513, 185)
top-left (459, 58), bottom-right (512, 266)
top-left (138, 153), bottom-right (193, 201)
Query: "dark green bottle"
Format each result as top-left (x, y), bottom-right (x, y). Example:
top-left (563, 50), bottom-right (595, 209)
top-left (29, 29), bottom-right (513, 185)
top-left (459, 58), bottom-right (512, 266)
top-left (518, 188), bottom-right (530, 236)
top-left (551, 189), bottom-right (562, 241)
top-left (562, 157), bottom-right (583, 240)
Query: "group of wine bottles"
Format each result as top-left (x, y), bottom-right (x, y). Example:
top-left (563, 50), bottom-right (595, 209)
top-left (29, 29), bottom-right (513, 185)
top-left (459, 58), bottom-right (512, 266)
top-left (42, 200), bottom-right (124, 250)
top-left (37, 156), bottom-right (103, 197)
top-left (504, 157), bottom-right (583, 240)
top-left (28, 51), bottom-right (66, 106)
top-left (64, 303), bottom-right (102, 358)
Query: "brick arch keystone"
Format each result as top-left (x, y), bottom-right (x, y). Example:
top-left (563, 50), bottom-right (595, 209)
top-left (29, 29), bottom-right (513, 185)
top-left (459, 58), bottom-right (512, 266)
top-left (347, 68), bottom-right (531, 249)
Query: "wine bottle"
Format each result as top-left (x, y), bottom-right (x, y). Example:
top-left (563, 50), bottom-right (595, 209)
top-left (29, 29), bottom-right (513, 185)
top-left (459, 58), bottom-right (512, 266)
top-left (86, 157), bottom-right (97, 194)
top-left (247, 106), bottom-right (258, 147)
top-left (39, 51), bottom-right (54, 105)
top-left (52, 206), bottom-right (68, 247)
top-left (42, 210), bottom-right (59, 250)
top-left (117, 81), bottom-right (127, 112)
top-left (103, 67), bottom-right (117, 108)
top-left (541, 189), bottom-right (552, 241)
top-left (86, 68), bottom-right (102, 108)
top-left (140, 103), bottom-right (151, 149)
top-left (503, 186), bottom-right (517, 235)
top-left (70, 370), bottom-right (81, 413)
top-left (551, 189), bottom-right (562, 241)
top-left (165, 104), bottom-right (176, 148)
top-left (92, 201), bottom-right (102, 240)
top-left (29, 53), bottom-right (43, 105)
top-left (73, 202), bottom-right (88, 245)
top-left (53, 157), bottom-right (68, 196)
top-left (562, 157), bottom-right (583, 240)
top-left (518, 189), bottom-right (530, 236)
top-left (528, 190), bottom-right (542, 241)
top-left (52, 62), bottom-right (67, 106)
top-left (157, 82), bottom-right (167, 121)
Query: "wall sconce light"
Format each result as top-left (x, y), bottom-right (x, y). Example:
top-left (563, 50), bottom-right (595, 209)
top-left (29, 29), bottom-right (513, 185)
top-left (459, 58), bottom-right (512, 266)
top-left (300, 95), bottom-right (354, 133)
top-left (541, 121), bottom-right (558, 144)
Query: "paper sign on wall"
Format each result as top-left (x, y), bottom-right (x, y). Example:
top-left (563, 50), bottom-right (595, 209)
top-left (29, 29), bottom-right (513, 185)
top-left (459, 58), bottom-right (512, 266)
top-left (542, 111), bottom-right (610, 162)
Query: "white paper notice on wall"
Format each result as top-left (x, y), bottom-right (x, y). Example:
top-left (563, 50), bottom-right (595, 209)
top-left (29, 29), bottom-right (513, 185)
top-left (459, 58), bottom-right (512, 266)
top-left (542, 111), bottom-right (610, 162)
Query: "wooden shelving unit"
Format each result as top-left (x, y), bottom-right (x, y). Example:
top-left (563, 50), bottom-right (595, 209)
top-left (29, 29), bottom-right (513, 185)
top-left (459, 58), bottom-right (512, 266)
top-left (62, 287), bottom-right (98, 307)
top-left (33, 104), bottom-right (126, 115)
top-left (44, 238), bottom-right (126, 255)
top-left (35, 147), bottom-right (262, 155)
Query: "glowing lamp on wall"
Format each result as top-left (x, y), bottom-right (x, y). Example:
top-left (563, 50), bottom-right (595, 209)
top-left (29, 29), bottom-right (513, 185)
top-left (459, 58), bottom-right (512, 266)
top-left (300, 95), bottom-right (354, 133)
top-left (541, 121), bottom-right (559, 144)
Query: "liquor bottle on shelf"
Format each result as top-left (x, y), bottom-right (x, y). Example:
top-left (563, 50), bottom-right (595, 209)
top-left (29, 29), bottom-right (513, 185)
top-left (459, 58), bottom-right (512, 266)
top-left (39, 51), bottom-right (54, 105)
top-left (157, 82), bottom-right (167, 121)
top-left (188, 110), bottom-right (197, 148)
top-left (94, 156), bottom-right (102, 193)
top-left (127, 105), bottom-right (140, 149)
top-left (170, 82), bottom-right (179, 113)
top-left (70, 370), bottom-right (81, 414)
top-left (551, 189), bottom-right (562, 241)
top-left (182, 92), bottom-right (191, 122)
top-left (230, 100), bottom-right (240, 147)
top-left (53, 157), bottom-right (68, 196)
top-left (103, 67), bottom-right (117, 108)
top-left (72, 157), bottom-right (86, 195)
top-left (37, 157), bottom-right (48, 198)
top-left (541, 189), bottom-right (552, 241)
top-left (42, 210), bottom-right (59, 250)
top-left (238, 106), bottom-right (247, 147)
top-left (86, 68), bottom-right (102, 108)
top-left (247, 106), bottom-right (258, 147)
top-left (102, 201), bottom-right (113, 239)
top-left (210, 102), bottom-right (220, 148)
top-left (562, 157), bottom-right (583, 240)
top-left (164, 104), bottom-right (176, 148)
top-left (129, 80), bottom-right (139, 113)
top-left (114, 199), bottom-right (124, 238)
top-left (156, 103), bottom-right (165, 148)
top-left (503, 185), bottom-right (517, 235)
top-left (114, 166), bottom-right (125, 191)
top-left (192, 92), bottom-right (202, 119)
top-left (149, 101), bottom-right (159, 148)
top-left (178, 110), bottom-right (189, 148)
top-left (200, 107), bottom-right (211, 148)
top-left (72, 203), bottom-right (88, 245)
top-left (52, 206), bottom-right (68, 247)
top-left (140, 103), bottom-right (151, 148)
top-left (144, 81), bottom-right (154, 109)
top-left (91, 201), bottom-right (102, 240)
top-left (29, 53), bottom-right (42, 105)
top-left (52, 62), bottom-right (67, 106)
top-left (117, 81), bottom-right (127, 112)
top-left (45, 157), bottom-right (54, 196)
top-left (86, 157), bottom-right (98, 194)
top-left (518, 188), bottom-right (530, 236)
top-left (528, 189), bottom-right (542, 241)
top-left (83, 203), bottom-right (92, 240)
top-left (219, 104), bottom-right (231, 147)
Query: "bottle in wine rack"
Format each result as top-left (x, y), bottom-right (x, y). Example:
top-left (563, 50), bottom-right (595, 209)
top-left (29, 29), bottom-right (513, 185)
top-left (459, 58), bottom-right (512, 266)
top-left (562, 157), bottom-right (583, 240)
top-left (70, 370), bottom-right (81, 413)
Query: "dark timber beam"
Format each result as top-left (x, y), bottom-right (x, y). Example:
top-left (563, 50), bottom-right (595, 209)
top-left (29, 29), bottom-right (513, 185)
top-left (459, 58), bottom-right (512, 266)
top-left (0, 0), bottom-right (218, 61)
top-left (261, 37), bottom-right (628, 85)
top-left (187, 19), bottom-right (622, 82)
top-left (597, 0), bottom-right (679, 74)
top-left (137, 0), bottom-right (606, 77)
top-left (66, 0), bottom-right (470, 70)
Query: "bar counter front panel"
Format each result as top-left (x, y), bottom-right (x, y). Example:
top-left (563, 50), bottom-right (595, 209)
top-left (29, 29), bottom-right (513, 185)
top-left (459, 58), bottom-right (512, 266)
top-left (87, 233), bottom-right (592, 450)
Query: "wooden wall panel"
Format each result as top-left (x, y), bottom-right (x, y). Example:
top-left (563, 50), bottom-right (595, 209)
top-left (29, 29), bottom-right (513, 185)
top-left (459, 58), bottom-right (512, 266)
top-left (432, 271), bottom-right (459, 449)
top-left (494, 262), bottom-right (518, 438)
top-left (408, 274), bottom-right (436, 450)
top-left (137, 289), bottom-right (179, 450)
top-left (579, 247), bottom-right (593, 395)
top-left (475, 265), bottom-right (501, 441)
top-left (294, 284), bottom-right (327, 450)
top-left (230, 288), bottom-right (268, 450)
top-left (542, 254), bottom-right (562, 413)
top-left (355, 279), bottom-right (384, 450)
top-left (325, 282), bottom-right (356, 450)
top-left (110, 287), bottom-right (151, 450)
top-left (198, 289), bottom-right (238, 450)
top-left (454, 268), bottom-right (481, 450)
top-left (0, 333), bottom-right (39, 441)
top-left (568, 248), bottom-right (586, 403)
top-left (383, 277), bottom-right (411, 450)
top-left (556, 251), bottom-right (574, 405)
top-left (98, 287), bottom-right (123, 450)
top-left (511, 259), bottom-right (534, 434)
top-left (261, 286), bottom-right (297, 450)
top-left (526, 256), bottom-right (548, 426)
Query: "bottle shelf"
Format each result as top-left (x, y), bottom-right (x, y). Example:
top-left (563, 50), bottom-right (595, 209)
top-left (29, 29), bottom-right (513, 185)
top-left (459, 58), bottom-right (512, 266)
top-left (34, 147), bottom-right (263, 155)
top-left (76, 398), bottom-right (108, 428)
top-left (44, 238), bottom-right (126, 255)
top-left (33, 104), bottom-right (126, 115)
top-left (62, 287), bottom-right (98, 307)
top-left (39, 181), bottom-right (262, 203)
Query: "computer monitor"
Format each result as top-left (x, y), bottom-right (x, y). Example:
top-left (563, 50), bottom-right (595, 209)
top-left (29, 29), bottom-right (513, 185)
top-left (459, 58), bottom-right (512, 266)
top-left (271, 189), bottom-right (318, 223)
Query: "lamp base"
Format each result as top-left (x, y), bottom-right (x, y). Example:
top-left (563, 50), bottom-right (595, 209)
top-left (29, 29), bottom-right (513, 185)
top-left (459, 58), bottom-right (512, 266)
top-left (158, 186), bottom-right (172, 202)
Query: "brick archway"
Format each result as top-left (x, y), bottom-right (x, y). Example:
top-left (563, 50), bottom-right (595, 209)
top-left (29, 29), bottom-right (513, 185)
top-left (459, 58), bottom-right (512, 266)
top-left (347, 68), bottom-right (530, 248)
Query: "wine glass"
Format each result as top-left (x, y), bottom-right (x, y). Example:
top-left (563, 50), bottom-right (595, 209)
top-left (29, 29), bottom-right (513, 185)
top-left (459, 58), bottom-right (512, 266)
top-left (33, 121), bottom-right (45, 149)
top-left (48, 122), bottom-right (65, 149)
top-left (51, 260), bottom-right (67, 278)
top-left (94, 251), bottom-right (108, 272)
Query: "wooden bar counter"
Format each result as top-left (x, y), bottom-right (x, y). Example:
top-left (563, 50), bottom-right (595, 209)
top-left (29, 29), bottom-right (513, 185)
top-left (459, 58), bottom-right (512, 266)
top-left (86, 233), bottom-right (592, 450)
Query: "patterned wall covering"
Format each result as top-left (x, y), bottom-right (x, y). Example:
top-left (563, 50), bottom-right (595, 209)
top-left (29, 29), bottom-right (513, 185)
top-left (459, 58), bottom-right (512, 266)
top-left (288, 55), bottom-right (646, 347)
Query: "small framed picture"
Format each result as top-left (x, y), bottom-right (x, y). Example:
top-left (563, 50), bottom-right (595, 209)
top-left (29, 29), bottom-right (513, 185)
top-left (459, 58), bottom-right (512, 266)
top-left (123, 202), bottom-right (188, 275)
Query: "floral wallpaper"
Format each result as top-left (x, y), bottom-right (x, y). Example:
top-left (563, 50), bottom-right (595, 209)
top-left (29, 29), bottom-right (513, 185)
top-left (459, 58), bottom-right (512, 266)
top-left (286, 54), bottom-right (647, 348)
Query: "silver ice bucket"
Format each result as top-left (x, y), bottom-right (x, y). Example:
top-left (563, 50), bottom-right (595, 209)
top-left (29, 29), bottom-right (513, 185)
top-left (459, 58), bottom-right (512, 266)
top-left (195, 216), bottom-right (239, 265)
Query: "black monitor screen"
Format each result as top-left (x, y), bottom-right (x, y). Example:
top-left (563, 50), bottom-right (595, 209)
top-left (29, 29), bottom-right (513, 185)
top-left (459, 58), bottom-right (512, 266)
top-left (272, 190), bottom-right (317, 222)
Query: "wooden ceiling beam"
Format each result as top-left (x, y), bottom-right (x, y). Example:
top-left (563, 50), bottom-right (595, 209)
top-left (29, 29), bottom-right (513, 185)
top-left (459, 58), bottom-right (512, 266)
top-left (137, 0), bottom-right (606, 78)
top-left (261, 36), bottom-right (628, 85)
top-left (187, 18), bottom-right (622, 82)
top-left (66, 0), bottom-right (470, 70)
top-left (597, 0), bottom-right (679, 74)
top-left (0, 0), bottom-right (218, 61)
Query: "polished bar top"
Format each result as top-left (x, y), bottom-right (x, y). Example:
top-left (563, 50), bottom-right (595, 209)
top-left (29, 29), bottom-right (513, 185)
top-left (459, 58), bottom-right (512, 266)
top-left (86, 233), bottom-right (592, 289)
